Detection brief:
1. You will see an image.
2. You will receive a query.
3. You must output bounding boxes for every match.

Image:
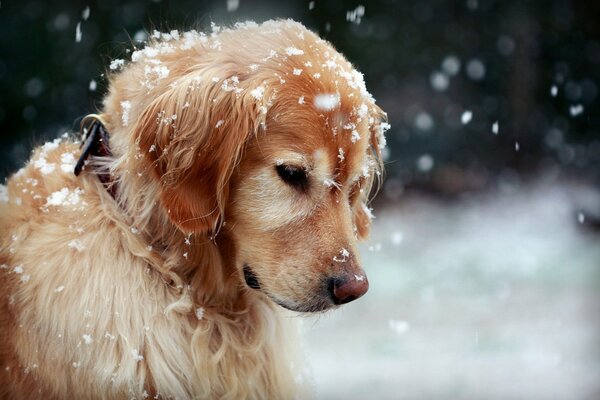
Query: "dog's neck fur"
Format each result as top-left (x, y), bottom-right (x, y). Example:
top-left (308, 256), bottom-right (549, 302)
top-left (101, 131), bottom-right (243, 312)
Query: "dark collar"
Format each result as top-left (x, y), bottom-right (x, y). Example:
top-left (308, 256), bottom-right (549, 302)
top-left (74, 114), bottom-right (117, 199)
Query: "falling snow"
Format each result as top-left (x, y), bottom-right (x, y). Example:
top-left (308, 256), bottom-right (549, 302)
top-left (226, 0), bottom-right (239, 12)
top-left (461, 110), bottom-right (473, 125)
top-left (569, 104), bottom-right (584, 116)
top-left (417, 154), bottom-right (434, 172)
top-left (346, 5), bottom-right (365, 24)
top-left (75, 22), bottom-right (82, 43)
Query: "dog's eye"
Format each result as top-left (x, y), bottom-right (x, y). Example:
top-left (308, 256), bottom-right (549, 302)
top-left (276, 164), bottom-right (308, 190)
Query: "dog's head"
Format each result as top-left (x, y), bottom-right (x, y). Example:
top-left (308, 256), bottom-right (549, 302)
top-left (129, 20), bottom-right (388, 312)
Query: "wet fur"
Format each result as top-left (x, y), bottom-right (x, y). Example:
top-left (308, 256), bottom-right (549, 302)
top-left (0, 20), bottom-right (385, 399)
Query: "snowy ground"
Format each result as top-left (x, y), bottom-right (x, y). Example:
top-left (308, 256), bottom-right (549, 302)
top-left (303, 179), bottom-right (600, 400)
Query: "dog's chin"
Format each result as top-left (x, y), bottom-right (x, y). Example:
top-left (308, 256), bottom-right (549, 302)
top-left (243, 264), bottom-right (335, 313)
top-left (270, 296), bottom-right (335, 313)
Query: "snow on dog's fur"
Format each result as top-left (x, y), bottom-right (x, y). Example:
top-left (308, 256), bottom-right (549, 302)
top-left (0, 20), bottom-right (387, 399)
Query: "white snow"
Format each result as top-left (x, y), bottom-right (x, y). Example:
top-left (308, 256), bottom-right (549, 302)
top-left (338, 148), bottom-right (345, 162)
top-left (376, 122), bottom-right (390, 150)
top-left (314, 94), bottom-right (340, 111)
top-left (293, 68), bottom-right (303, 76)
top-left (351, 130), bottom-right (361, 143)
top-left (0, 184), bottom-right (8, 203)
top-left (492, 121), bottom-right (499, 135)
top-left (388, 319), bottom-right (410, 334)
top-left (120, 100), bottom-right (132, 127)
top-left (361, 202), bottom-right (374, 221)
top-left (82, 6), bottom-right (90, 20)
top-left (34, 157), bottom-right (56, 175)
top-left (215, 120), bottom-right (224, 128)
top-left (45, 188), bottom-right (84, 208)
top-left (285, 47), bottom-right (304, 56)
top-left (89, 80), bottom-right (97, 91)
top-left (569, 104), bottom-right (584, 116)
top-left (346, 5), bottom-right (365, 24)
top-left (226, 0), bottom-right (239, 12)
top-left (60, 152), bottom-right (76, 173)
top-left (391, 231), bottom-right (403, 245)
top-left (551, 85), bottom-right (558, 97)
top-left (250, 86), bottom-right (265, 100)
top-left (109, 59), bottom-right (125, 70)
top-left (357, 103), bottom-right (368, 119)
top-left (309, 1), bottom-right (315, 10)
top-left (415, 112), bottom-right (434, 131)
top-left (68, 239), bottom-right (86, 252)
top-left (54, 286), bottom-right (65, 293)
top-left (13, 265), bottom-right (24, 274)
top-left (82, 334), bottom-right (93, 344)
top-left (195, 307), bottom-right (205, 320)
top-left (466, 58), bottom-right (486, 80)
top-left (430, 71), bottom-right (449, 92)
top-left (461, 110), bottom-right (473, 125)
top-left (333, 248), bottom-right (350, 262)
top-left (441, 55), bottom-right (461, 76)
top-left (75, 22), bottom-right (82, 43)
top-left (298, 96), bottom-right (305, 105)
top-left (131, 349), bottom-right (144, 361)
top-left (417, 154), bottom-right (434, 172)
top-left (577, 212), bottom-right (585, 224)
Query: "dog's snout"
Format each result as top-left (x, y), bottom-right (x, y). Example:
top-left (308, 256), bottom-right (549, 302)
top-left (328, 275), bottom-right (369, 305)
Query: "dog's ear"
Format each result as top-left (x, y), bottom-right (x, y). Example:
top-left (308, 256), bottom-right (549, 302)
top-left (134, 73), bottom-right (267, 234)
top-left (353, 104), bottom-right (388, 240)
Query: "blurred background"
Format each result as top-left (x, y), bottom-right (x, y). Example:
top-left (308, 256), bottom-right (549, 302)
top-left (1, 0), bottom-right (599, 399)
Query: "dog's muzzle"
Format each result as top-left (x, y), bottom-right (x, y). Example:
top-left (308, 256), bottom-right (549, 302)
top-left (243, 264), bottom-right (261, 290)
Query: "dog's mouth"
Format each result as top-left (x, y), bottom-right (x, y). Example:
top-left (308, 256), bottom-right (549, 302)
top-left (243, 264), bottom-right (333, 313)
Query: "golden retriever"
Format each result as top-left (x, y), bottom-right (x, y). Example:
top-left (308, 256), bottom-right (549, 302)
top-left (0, 19), bottom-right (388, 399)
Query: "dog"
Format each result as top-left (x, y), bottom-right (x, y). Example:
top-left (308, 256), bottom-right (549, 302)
top-left (0, 19), bottom-right (388, 399)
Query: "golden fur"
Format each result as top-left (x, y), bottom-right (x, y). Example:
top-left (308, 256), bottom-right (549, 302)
top-left (0, 20), bottom-right (387, 399)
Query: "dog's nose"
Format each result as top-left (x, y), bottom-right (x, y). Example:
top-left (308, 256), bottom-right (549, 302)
top-left (328, 275), bottom-right (369, 305)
